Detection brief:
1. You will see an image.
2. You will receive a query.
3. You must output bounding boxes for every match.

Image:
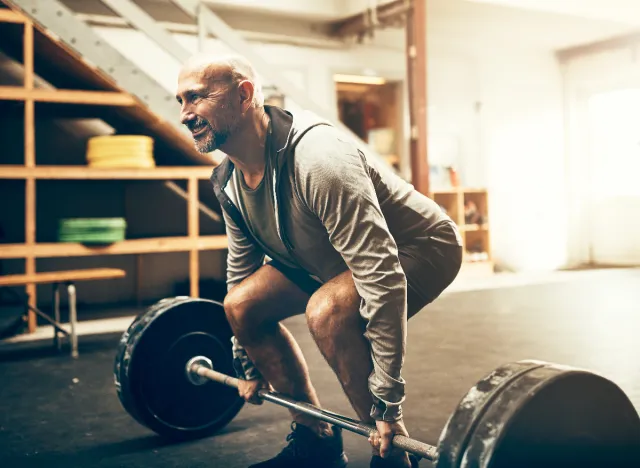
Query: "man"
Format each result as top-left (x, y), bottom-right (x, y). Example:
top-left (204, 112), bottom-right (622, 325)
top-left (176, 53), bottom-right (463, 468)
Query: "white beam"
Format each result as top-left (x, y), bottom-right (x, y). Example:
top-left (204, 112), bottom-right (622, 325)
top-left (99, 0), bottom-right (191, 61)
top-left (201, 0), bottom-right (342, 21)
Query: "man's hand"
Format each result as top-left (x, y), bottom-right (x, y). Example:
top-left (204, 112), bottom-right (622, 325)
top-left (369, 419), bottom-right (411, 464)
top-left (237, 378), bottom-right (270, 405)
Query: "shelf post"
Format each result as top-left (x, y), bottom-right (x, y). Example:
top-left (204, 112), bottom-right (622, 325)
top-left (188, 177), bottom-right (200, 298)
top-left (23, 19), bottom-right (37, 332)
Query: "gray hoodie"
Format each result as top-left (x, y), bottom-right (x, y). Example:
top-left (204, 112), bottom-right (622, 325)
top-left (211, 105), bottom-right (454, 421)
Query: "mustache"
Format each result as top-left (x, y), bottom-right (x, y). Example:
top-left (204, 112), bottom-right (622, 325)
top-left (185, 116), bottom-right (210, 132)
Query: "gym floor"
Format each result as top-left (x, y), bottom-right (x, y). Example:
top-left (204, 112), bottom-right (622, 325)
top-left (1, 267), bottom-right (639, 468)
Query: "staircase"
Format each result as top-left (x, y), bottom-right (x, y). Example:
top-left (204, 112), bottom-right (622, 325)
top-left (4, 0), bottom-right (393, 169)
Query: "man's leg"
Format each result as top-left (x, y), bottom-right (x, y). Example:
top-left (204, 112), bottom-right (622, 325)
top-left (304, 271), bottom-right (416, 465)
top-left (223, 263), bottom-right (330, 435)
top-left (305, 270), bottom-right (373, 423)
top-left (305, 241), bottom-right (462, 466)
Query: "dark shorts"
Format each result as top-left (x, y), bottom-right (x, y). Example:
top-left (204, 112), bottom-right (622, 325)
top-left (268, 222), bottom-right (463, 319)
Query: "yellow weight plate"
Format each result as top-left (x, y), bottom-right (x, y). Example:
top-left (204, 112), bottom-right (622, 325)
top-left (88, 135), bottom-right (154, 146)
top-left (88, 141), bottom-right (153, 151)
top-left (86, 150), bottom-right (153, 162)
top-left (88, 156), bottom-right (156, 168)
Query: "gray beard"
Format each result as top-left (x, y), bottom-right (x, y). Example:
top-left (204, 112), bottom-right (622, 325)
top-left (195, 130), bottom-right (216, 153)
top-left (194, 125), bottom-right (229, 154)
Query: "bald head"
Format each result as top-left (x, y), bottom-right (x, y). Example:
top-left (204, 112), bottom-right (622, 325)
top-left (176, 53), bottom-right (266, 154)
top-left (179, 53), bottom-right (264, 108)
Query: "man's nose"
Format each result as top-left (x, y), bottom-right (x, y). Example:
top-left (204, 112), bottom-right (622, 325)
top-left (180, 108), bottom-right (195, 126)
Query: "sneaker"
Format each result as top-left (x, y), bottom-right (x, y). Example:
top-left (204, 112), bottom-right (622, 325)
top-left (370, 454), bottom-right (420, 468)
top-left (249, 422), bottom-right (349, 468)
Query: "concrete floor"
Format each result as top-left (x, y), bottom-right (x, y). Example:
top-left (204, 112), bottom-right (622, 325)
top-left (0, 267), bottom-right (639, 467)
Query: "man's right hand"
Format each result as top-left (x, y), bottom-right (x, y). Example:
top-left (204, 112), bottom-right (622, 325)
top-left (237, 378), bottom-right (270, 405)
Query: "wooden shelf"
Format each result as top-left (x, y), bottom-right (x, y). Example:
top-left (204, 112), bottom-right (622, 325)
top-left (430, 187), bottom-right (487, 195)
top-left (430, 187), bottom-right (492, 270)
top-left (0, 165), bottom-right (214, 180)
top-left (0, 86), bottom-right (137, 106)
top-left (462, 224), bottom-right (489, 232)
top-left (0, 8), bottom-right (212, 166)
top-left (0, 1), bottom-right (222, 332)
top-left (0, 8), bottom-right (24, 24)
top-left (0, 236), bottom-right (228, 259)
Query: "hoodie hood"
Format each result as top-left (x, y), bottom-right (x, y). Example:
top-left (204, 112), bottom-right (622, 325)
top-left (211, 105), bottom-right (332, 189)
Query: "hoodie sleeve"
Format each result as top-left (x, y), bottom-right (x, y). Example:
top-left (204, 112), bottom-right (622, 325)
top-left (294, 132), bottom-right (408, 422)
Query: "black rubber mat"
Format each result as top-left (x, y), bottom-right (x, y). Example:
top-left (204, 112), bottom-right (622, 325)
top-left (1, 268), bottom-right (639, 468)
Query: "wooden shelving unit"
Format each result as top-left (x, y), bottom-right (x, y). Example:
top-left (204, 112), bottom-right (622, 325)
top-left (0, 7), bottom-right (226, 332)
top-left (430, 187), bottom-right (493, 274)
top-left (0, 165), bottom-right (214, 180)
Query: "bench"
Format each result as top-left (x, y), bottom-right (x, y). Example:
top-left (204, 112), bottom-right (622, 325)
top-left (0, 268), bottom-right (126, 357)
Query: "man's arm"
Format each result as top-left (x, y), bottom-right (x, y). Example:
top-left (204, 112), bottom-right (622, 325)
top-left (223, 207), bottom-right (265, 380)
top-left (295, 133), bottom-right (408, 421)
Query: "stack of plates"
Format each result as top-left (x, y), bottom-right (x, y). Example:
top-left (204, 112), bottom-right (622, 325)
top-left (86, 135), bottom-right (155, 168)
top-left (58, 218), bottom-right (127, 244)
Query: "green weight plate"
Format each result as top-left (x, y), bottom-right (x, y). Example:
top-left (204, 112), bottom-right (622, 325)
top-left (59, 218), bottom-right (127, 229)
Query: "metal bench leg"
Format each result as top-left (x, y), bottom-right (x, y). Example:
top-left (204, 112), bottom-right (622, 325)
top-left (67, 282), bottom-right (78, 358)
top-left (53, 282), bottom-right (61, 351)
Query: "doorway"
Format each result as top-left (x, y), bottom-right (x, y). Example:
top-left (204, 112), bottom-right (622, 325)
top-left (335, 76), bottom-right (402, 170)
top-left (586, 88), bottom-right (640, 265)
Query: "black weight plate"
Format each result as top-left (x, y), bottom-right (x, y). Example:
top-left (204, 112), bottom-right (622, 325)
top-left (435, 360), bottom-right (546, 468)
top-left (114, 297), bottom-right (244, 440)
top-left (461, 362), bottom-right (640, 468)
top-left (114, 297), bottom-right (186, 429)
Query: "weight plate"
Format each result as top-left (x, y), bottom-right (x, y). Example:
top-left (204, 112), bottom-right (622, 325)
top-left (60, 218), bottom-right (127, 228)
top-left (86, 150), bottom-right (153, 161)
top-left (460, 362), bottom-right (640, 468)
top-left (114, 297), bottom-right (244, 440)
top-left (435, 360), bottom-right (546, 468)
top-left (87, 158), bottom-right (156, 169)
top-left (88, 135), bottom-right (154, 147)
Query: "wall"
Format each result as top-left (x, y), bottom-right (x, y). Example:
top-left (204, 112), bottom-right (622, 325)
top-left (562, 40), bottom-right (640, 266)
top-left (427, 37), bottom-right (568, 272)
top-left (479, 49), bottom-right (567, 272)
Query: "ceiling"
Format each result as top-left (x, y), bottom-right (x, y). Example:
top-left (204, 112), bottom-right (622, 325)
top-left (57, 0), bottom-right (639, 51)
top-left (430, 0), bottom-right (638, 51)
top-left (464, 0), bottom-right (640, 26)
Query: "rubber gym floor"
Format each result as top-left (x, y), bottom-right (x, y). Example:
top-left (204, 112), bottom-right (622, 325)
top-left (1, 268), bottom-right (639, 468)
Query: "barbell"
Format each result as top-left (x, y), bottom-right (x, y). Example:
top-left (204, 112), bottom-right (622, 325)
top-left (113, 297), bottom-right (640, 467)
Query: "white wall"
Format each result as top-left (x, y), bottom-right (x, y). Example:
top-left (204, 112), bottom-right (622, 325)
top-left (428, 37), bottom-right (568, 272)
top-left (562, 40), bottom-right (640, 266)
top-left (480, 50), bottom-right (567, 272)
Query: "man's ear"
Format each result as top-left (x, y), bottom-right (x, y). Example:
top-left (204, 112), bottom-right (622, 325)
top-left (237, 80), bottom-right (255, 112)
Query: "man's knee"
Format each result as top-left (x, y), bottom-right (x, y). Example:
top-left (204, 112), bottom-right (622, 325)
top-left (306, 294), bottom-right (338, 339)
top-left (306, 286), bottom-right (361, 340)
top-left (223, 285), bottom-right (259, 335)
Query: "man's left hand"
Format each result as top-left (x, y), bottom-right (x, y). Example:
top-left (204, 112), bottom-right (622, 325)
top-left (369, 418), bottom-right (410, 459)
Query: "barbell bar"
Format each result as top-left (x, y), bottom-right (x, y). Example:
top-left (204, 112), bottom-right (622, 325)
top-left (114, 297), bottom-right (640, 468)
top-left (186, 355), bottom-right (438, 461)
